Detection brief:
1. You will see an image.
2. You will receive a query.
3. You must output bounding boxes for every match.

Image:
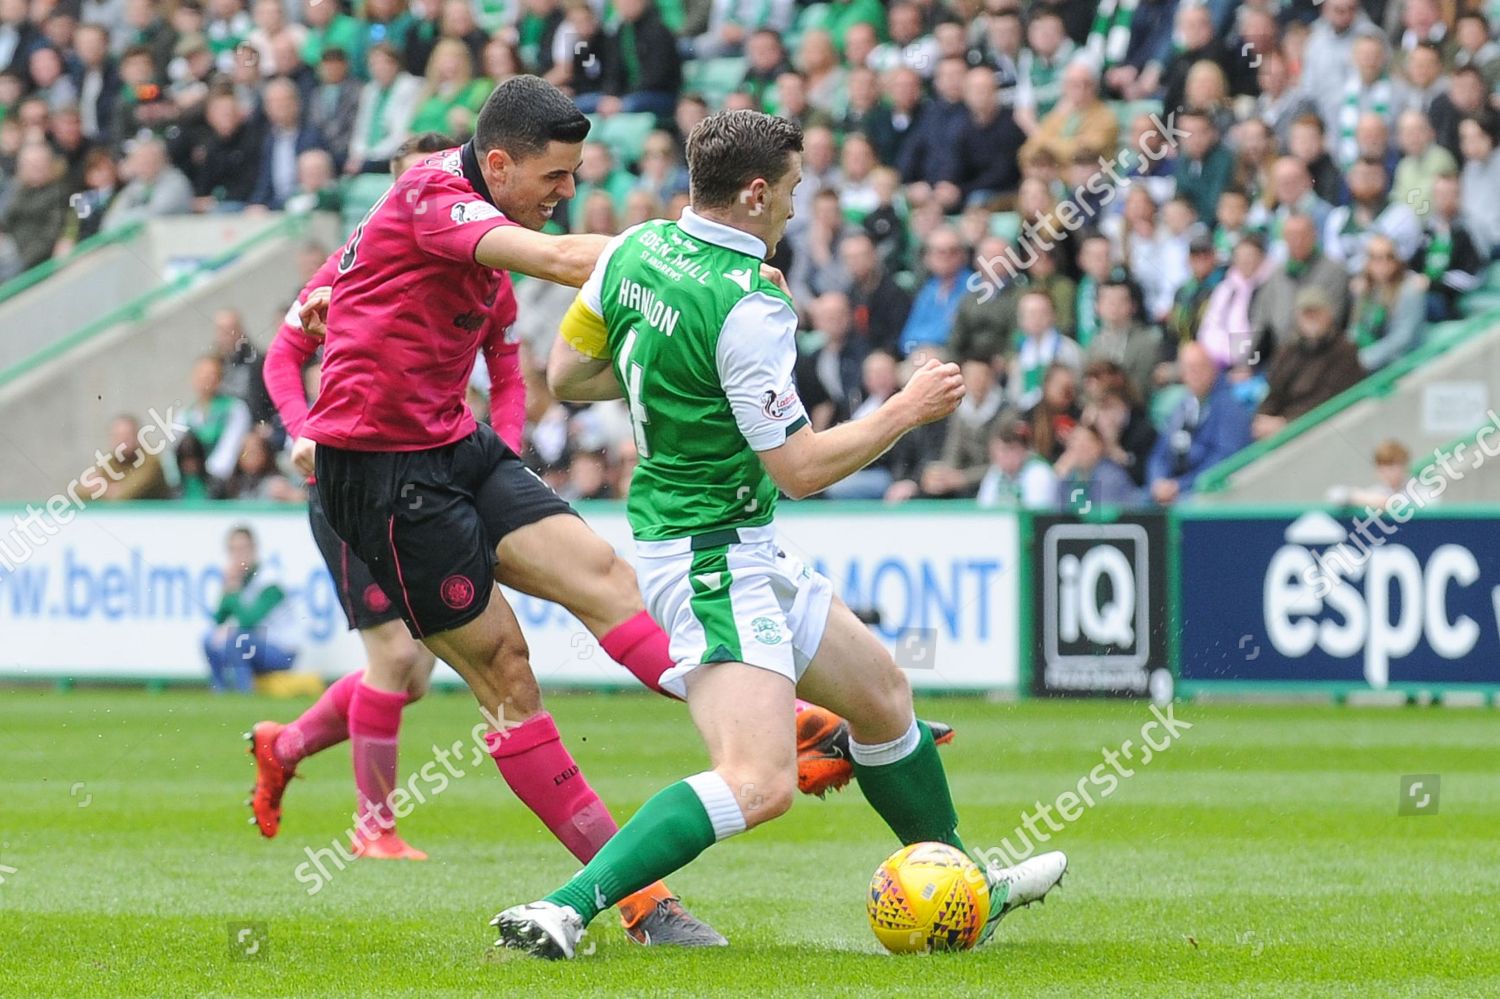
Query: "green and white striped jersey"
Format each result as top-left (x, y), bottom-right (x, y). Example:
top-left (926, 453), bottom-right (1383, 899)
top-left (575, 209), bottom-right (808, 542)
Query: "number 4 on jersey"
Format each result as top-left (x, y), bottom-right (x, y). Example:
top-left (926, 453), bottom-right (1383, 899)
top-left (616, 327), bottom-right (651, 459)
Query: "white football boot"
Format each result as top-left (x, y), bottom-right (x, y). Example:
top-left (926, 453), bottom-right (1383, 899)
top-left (979, 851), bottom-right (1068, 944)
top-left (491, 901), bottom-right (586, 960)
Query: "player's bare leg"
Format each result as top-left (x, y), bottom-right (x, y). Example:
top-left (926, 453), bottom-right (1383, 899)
top-left (248, 620), bottom-right (434, 846)
top-left (685, 661), bottom-right (799, 831)
top-left (493, 513), bottom-right (951, 794)
top-left (495, 514), bottom-right (643, 638)
top-left (421, 583), bottom-right (725, 947)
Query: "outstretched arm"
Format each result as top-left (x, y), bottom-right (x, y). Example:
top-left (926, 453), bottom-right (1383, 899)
top-left (758, 360), bottom-right (964, 499)
top-left (474, 226), bottom-right (610, 288)
top-left (546, 231), bottom-right (630, 399)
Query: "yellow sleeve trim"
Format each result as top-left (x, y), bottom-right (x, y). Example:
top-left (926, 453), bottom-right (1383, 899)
top-left (559, 296), bottom-right (609, 360)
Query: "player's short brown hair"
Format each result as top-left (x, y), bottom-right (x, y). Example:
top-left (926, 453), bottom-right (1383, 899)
top-left (685, 110), bottom-right (803, 211)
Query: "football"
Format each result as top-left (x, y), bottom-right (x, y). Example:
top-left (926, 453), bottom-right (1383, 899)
top-left (867, 842), bottom-right (991, 954)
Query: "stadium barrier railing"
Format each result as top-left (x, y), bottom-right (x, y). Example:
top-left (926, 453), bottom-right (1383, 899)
top-left (1195, 310), bottom-right (1500, 496)
top-left (0, 221), bottom-right (145, 308)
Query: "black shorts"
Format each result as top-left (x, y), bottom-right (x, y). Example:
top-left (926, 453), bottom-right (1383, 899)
top-left (308, 484), bottom-right (404, 632)
top-left (314, 423), bottom-right (577, 638)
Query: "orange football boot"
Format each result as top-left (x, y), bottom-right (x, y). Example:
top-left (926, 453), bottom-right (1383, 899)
top-left (246, 721), bottom-right (296, 838)
top-left (796, 707), bottom-right (956, 798)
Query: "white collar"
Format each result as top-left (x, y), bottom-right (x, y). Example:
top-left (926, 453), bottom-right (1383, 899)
top-left (678, 207), bottom-right (768, 259)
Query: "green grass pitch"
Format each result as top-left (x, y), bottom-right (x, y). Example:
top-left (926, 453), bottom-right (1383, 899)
top-left (0, 690), bottom-right (1496, 997)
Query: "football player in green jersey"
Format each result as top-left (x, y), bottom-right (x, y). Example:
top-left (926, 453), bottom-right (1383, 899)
top-left (493, 110), bottom-right (1066, 959)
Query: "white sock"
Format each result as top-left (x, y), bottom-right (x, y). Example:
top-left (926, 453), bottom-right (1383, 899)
top-left (849, 718), bottom-right (920, 767)
top-left (684, 771), bottom-right (748, 841)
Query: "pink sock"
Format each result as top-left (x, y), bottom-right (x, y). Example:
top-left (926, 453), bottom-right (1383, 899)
top-left (599, 611), bottom-right (678, 699)
top-left (348, 682), bottom-right (408, 836)
top-left (274, 672), bottom-right (361, 765)
top-left (486, 712), bottom-right (618, 862)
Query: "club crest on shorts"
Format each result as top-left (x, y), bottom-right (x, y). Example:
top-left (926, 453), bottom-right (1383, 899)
top-left (440, 574), bottom-right (476, 610)
top-left (363, 584), bottom-right (391, 614)
top-left (751, 615), bottom-right (784, 645)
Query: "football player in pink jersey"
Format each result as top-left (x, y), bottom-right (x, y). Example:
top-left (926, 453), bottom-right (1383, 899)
top-left (258, 86), bottom-right (952, 946)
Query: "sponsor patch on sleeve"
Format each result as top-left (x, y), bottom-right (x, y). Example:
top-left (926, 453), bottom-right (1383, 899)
top-left (451, 201), bottom-right (503, 224)
top-left (761, 385), bottom-right (800, 420)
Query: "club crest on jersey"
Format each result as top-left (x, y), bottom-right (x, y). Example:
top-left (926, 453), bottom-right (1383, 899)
top-left (451, 201), bottom-right (502, 224)
top-left (751, 616), bottom-right (784, 645)
top-left (440, 574), bottom-right (476, 610)
top-left (363, 584), bottom-right (392, 614)
top-left (761, 386), bottom-right (798, 420)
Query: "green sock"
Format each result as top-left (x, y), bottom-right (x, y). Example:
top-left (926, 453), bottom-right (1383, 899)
top-left (852, 721), bottom-right (968, 854)
top-left (545, 779), bottom-right (718, 925)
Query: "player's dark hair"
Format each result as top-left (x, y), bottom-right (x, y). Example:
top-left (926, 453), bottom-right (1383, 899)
top-left (389, 131), bottom-right (455, 173)
top-left (473, 75), bottom-right (590, 160)
top-left (686, 110), bottom-right (803, 210)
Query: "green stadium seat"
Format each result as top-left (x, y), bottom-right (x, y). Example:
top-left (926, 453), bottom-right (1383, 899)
top-left (1113, 99), bottom-right (1163, 132)
top-left (786, 4), bottom-right (830, 50)
top-left (988, 211), bottom-right (1021, 243)
top-left (1421, 320), bottom-right (1464, 346)
top-left (1460, 290), bottom-right (1500, 317)
top-left (588, 112), bottom-right (658, 168)
top-left (683, 56), bottom-right (747, 104)
top-left (340, 173), bottom-right (394, 236)
top-left (1150, 383), bottom-right (1188, 431)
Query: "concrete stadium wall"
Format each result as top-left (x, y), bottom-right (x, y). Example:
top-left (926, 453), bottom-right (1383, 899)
top-left (0, 215), bottom-right (339, 502)
top-left (1197, 317), bottom-right (1500, 505)
top-left (0, 216), bottom-right (286, 375)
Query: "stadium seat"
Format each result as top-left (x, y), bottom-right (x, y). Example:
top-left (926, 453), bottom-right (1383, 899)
top-left (1113, 99), bottom-right (1163, 131)
top-left (340, 173), bottom-right (394, 236)
top-left (587, 112), bottom-right (659, 169)
top-left (1149, 382), bottom-right (1188, 430)
top-left (786, 3), bottom-right (830, 50)
top-left (1461, 291), bottom-right (1500, 317)
top-left (988, 211), bottom-right (1021, 243)
top-left (682, 56), bottom-right (747, 105)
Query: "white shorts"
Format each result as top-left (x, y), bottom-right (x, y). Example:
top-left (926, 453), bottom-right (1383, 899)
top-left (634, 524), bottom-right (835, 698)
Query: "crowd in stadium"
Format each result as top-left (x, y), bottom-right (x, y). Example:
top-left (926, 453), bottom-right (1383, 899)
top-left (5, 0), bottom-right (1499, 509)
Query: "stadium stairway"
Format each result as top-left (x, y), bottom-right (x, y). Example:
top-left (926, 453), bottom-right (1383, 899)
top-left (1194, 270), bottom-right (1500, 505)
top-left (0, 212), bottom-right (341, 502)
